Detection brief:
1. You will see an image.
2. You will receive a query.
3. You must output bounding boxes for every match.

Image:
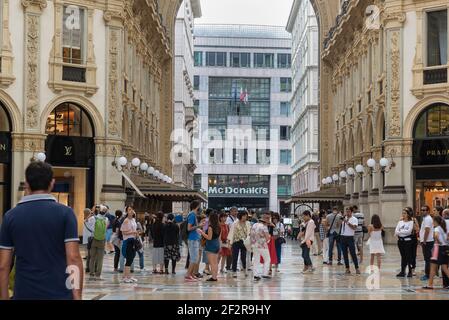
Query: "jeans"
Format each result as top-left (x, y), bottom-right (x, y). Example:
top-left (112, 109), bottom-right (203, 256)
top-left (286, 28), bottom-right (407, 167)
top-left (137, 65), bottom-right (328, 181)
top-left (253, 247), bottom-right (270, 277)
top-left (328, 232), bottom-right (342, 262)
top-left (138, 251), bottom-right (144, 269)
top-left (397, 239), bottom-right (413, 273)
top-left (231, 241), bottom-right (247, 272)
top-left (421, 241), bottom-right (434, 278)
top-left (301, 243), bottom-right (313, 266)
top-left (114, 245), bottom-right (121, 270)
top-left (411, 236), bottom-right (418, 269)
top-left (340, 236), bottom-right (359, 269)
top-left (275, 241), bottom-right (282, 264)
top-left (89, 239), bottom-right (105, 277)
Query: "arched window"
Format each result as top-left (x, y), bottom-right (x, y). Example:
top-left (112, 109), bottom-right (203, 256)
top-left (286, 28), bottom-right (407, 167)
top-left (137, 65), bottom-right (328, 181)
top-left (414, 104), bottom-right (449, 139)
top-left (0, 104), bottom-right (11, 132)
top-left (45, 102), bottom-right (93, 137)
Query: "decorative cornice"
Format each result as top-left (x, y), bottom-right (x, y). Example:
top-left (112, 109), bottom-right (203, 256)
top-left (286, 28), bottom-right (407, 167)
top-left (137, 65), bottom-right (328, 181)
top-left (21, 0), bottom-right (47, 10)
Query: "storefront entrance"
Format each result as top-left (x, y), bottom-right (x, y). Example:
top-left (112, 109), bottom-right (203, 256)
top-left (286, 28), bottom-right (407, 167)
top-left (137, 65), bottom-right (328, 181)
top-left (45, 102), bottom-right (95, 234)
top-left (0, 103), bottom-right (11, 223)
top-left (413, 103), bottom-right (449, 216)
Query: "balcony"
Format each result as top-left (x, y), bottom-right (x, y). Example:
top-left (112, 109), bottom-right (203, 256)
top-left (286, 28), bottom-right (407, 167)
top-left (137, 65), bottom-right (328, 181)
top-left (62, 65), bottom-right (86, 83)
top-left (423, 66), bottom-right (448, 85)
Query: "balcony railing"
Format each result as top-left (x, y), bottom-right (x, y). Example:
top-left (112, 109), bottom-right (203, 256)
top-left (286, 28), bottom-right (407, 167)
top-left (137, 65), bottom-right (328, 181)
top-left (423, 66), bottom-right (448, 85)
top-left (62, 65), bottom-right (86, 83)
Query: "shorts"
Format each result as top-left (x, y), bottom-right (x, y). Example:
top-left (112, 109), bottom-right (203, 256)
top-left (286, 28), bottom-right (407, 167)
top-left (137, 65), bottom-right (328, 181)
top-left (205, 238), bottom-right (220, 254)
top-left (354, 233), bottom-right (363, 248)
top-left (106, 229), bottom-right (113, 242)
top-left (188, 240), bottom-right (200, 264)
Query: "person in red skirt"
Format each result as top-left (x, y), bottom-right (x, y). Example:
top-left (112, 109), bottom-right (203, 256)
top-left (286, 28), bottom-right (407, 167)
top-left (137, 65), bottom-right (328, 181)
top-left (260, 212), bottom-right (278, 275)
top-left (218, 212), bottom-right (232, 273)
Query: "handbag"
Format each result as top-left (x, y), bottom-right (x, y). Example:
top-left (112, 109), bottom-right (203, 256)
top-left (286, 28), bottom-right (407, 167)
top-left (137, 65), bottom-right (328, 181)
top-left (133, 238), bottom-right (143, 252)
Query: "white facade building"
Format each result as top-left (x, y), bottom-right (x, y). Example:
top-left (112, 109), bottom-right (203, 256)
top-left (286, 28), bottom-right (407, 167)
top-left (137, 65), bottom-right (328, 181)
top-left (172, 0), bottom-right (202, 214)
top-left (287, 0), bottom-right (320, 199)
top-left (193, 24), bottom-right (292, 214)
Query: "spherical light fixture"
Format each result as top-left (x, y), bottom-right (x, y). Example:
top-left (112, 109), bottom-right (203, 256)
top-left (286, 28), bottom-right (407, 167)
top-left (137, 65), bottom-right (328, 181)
top-left (367, 158), bottom-right (376, 168)
top-left (340, 170), bottom-right (347, 179)
top-left (131, 157), bottom-right (141, 167)
top-left (322, 178), bottom-right (327, 185)
top-left (332, 174), bottom-right (339, 181)
top-left (140, 162), bottom-right (149, 172)
top-left (347, 167), bottom-right (355, 176)
top-left (379, 158), bottom-right (390, 168)
top-left (326, 177), bottom-right (333, 184)
top-left (147, 166), bottom-right (155, 174)
top-left (36, 152), bottom-right (46, 162)
top-left (355, 164), bottom-right (365, 173)
top-left (118, 156), bottom-right (127, 167)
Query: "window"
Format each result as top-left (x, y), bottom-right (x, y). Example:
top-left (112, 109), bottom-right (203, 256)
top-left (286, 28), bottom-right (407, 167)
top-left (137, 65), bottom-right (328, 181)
top-left (209, 149), bottom-right (223, 164)
top-left (208, 124), bottom-right (226, 141)
top-left (206, 52), bottom-right (226, 67)
top-left (193, 75), bottom-right (200, 90)
top-left (280, 102), bottom-right (290, 116)
top-left (230, 52), bottom-right (250, 68)
top-left (254, 53), bottom-right (274, 68)
top-left (194, 51), bottom-right (203, 67)
top-left (278, 175), bottom-right (291, 196)
top-left (427, 10), bottom-right (447, 67)
top-left (414, 103), bottom-right (449, 138)
top-left (193, 100), bottom-right (199, 115)
top-left (233, 149), bottom-right (248, 164)
top-left (194, 174), bottom-right (202, 190)
top-left (45, 102), bottom-right (93, 137)
top-left (280, 150), bottom-right (292, 165)
top-left (278, 54), bottom-right (292, 68)
top-left (63, 5), bottom-right (86, 65)
top-left (257, 149), bottom-right (270, 165)
top-left (280, 78), bottom-right (292, 92)
top-left (253, 125), bottom-right (270, 141)
top-left (280, 126), bottom-right (291, 140)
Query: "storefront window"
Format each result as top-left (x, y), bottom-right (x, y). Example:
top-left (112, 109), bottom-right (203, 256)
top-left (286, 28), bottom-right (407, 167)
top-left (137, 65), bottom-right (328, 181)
top-left (414, 104), bottom-right (449, 138)
top-left (46, 103), bottom-right (94, 137)
top-left (0, 105), bottom-right (10, 131)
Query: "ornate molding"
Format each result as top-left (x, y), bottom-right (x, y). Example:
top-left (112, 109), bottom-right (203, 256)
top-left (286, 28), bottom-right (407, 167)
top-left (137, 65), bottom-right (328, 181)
top-left (11, 133), bottom-right (46, 152)
top-left (21, 0), bottom-right (47, 10)
top-left (108, 28), bottom-right (120, 136)
top-left (25, 13), bottom-right (40, 129)
top-left (388, 31), bottom-right (401, 138)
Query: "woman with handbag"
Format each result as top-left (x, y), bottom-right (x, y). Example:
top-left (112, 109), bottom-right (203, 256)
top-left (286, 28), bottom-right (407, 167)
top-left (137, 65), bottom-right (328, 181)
top-left (228, 211), bottom-right (251, 278)
top-left (272, 213), bottom-right (284, 273)
top-left (298, 210), bottom-right (315, 273)
top-left (120, 206), bottom-right (138, 283)
top-left (423, 216), bottom-right (449, 289)
top-left (218, 212), bottom-right (232, 273)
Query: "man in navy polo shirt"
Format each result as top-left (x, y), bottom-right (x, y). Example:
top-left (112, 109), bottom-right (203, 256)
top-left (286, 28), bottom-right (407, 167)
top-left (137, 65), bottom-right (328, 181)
top-left (0, 161), bottom-right (83, 300)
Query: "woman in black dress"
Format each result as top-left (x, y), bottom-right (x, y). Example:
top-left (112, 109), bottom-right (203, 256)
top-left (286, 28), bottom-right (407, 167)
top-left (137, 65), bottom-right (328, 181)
top-left (163, 214), bottom-right (181, 274)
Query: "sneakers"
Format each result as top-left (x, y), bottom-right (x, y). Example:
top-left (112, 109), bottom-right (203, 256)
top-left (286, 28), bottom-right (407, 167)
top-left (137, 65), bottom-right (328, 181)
top-left (123, 278), bottom-right (134, 283)
top-left (337, 261), bottom-right (344, 266)
top-left (130, 277), bottom-right (138, 283)
top-left (396, 272), bottom-right (406, 278)
top-left (254, 276), bottom-right (261, 281)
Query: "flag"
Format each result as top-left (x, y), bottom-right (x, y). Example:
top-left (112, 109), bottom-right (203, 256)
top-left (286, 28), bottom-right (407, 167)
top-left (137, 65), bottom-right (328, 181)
top-left (240, 88), bottom-right (249, 105)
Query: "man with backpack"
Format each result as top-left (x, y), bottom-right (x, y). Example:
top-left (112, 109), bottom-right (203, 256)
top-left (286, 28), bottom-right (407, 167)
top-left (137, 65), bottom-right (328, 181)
top-left (89, 205), bottom-right (109, 280)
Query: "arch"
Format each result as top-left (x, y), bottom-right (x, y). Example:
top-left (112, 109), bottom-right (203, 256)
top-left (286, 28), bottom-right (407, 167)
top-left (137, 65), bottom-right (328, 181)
top-left (340, 133), bottom-right (347, 163)
top-left (0, 89), bottom-right (22, 132)
top-left (347, 129), bottom-right (354, 160)
top-left (365, 116), bottom-right (374, 150)
top-left (375, 111), bottom-right (386, 146)
top-left (335, 138), bottom-right (340, 164)
top-left (122, 108), bottom-right (129, 143)
top-left (404, 95), bottom-right (449, 139)
top-left (41, 95), bottom-right (105, 136)
top-left (355, 123), bottom-right (364, 155)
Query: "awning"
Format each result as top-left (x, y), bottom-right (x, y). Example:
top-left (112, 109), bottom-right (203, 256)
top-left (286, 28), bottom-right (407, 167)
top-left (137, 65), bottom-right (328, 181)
top-left (136, 179), bottom-right (207, 202)
top-left (286, 186), bottom-right (345, 204)
top-left (121, 171), bottom-right (146, 198)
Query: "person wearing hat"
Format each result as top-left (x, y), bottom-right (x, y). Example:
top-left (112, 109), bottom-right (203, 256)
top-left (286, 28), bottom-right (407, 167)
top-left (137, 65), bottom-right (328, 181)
top-left (250, 213), bottom-right (271, 281)
top-left (394, 208), bottom-right (415, 277)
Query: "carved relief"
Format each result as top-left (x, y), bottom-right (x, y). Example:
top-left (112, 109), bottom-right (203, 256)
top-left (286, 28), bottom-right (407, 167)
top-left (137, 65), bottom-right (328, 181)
top-left (388, 31), bottom-right (401, 138)
top-left (108, 29), bottom-right (120, 136)
top-left (25, 14), bottom-right (40, 129)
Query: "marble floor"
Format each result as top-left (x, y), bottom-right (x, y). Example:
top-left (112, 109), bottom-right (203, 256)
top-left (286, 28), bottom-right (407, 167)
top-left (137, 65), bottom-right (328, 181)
top-left (81, 241), bottom-right (449, 300)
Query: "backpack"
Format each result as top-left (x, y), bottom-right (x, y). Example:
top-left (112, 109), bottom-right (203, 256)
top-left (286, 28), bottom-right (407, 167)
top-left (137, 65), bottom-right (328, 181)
top-left (180, 220), bottom-right (189, 243)
top-left (93, 217), bottom-right (107, 241)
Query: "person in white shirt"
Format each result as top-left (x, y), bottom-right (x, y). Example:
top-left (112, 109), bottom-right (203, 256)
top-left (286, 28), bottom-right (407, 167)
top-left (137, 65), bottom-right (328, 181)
top-left (298, 210), bottom-right (316, 273)
top-left (339, 207), bottom-right (360, 275)
top-left (423, 216), bottom-right (449, 290)
top-left (394, 209), bottom-right (415, 277)
top-left (225, 207), bottom-right (238, 271)
top-left (419, 205), bottom-right (435, 281)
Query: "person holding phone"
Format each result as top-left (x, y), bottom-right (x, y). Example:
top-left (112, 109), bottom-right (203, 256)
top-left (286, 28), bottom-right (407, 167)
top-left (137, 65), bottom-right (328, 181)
top-left (298, 210), bottom-right (315, 273)
top-left (185, 200), bottom-right (203, 282)
top-left (340, 207), bottom-right (361, 275)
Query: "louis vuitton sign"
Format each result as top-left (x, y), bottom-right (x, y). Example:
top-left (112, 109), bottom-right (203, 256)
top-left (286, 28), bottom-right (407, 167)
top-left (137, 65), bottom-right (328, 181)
top-left (413, 139), bottom-right (449, 166)
top-left (45, 135), bottom-right (95, 167)
top-left (0, 132), bottom-right (10, 163)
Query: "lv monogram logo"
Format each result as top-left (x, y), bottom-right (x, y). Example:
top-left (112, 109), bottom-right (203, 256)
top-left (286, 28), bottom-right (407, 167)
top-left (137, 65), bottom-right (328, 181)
top-left (64, 146), bottom-right (73, 156)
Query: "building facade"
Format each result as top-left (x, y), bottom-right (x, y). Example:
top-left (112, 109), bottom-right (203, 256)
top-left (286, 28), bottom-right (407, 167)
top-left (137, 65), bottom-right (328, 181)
top-left (315, 0), bottom-right (449, 242)
top-left (193, 24), bottom-right (293, 214)
top-left (0, 0), bottom-right (188, 234)
top-left (172, 0), bottom-right (201, 214)
top-left (287, 0), bottom-right (320, 203)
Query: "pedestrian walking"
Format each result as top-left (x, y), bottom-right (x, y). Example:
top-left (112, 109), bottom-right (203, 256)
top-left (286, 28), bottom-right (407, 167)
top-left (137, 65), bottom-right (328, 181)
top-left (120, 206), bottom-right (138, 283)
top-left (320, 210), bottom-right (329, 265)
top-left (326, 207), bottom-right (343, 266)
top-left (88, 205), bottom-right (109, 280)
top-left (352, 205), bottom-right (365, 264)
top-left (419, 205), bottom-right (435, 281)
top-left (218, 212), bottom-right (232, 273)
top-left (111, 210), bottom-right (123, 272)
top-left (83, 208), bottom-right (95, 272)
top-left (163, 214), bottom-right (181, 274)
top-left (185, 200), bottom-right (204, 282)
top-left (395, 208), bottom-right (415, 277)
top-left (228, 211), bottom-right (251, 278)
top-left (225, 207), bottom-right (238, 270)
top-left (136, 219), bottom-right (146, 271)
top-left (104, 206), bottom-right (116, 254)
top-left (199, 211), bottom-right (221, 281)
top-left (272, 213), bottom-right (285, 272)
top-left (152, 212), bottom-right (165, 274)
top-left (250, 213), bottom-right (272, 281)
top-left (367, 214), bottom-right (385, 272)
top-left (298, 210), bottom-right (315, 273)
top-left (0, 161), bottom-right (83, 300)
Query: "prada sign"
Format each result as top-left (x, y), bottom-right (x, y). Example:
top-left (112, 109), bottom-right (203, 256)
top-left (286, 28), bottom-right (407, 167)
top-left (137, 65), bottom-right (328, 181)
top-left (0, 132), bottom-right (10, 163)
top-left (413, 139), bottom-right (449, 166)
top-left (208, 186), bottom-right (269, 197)
top-left (46, 135), bottom-right (95, 167)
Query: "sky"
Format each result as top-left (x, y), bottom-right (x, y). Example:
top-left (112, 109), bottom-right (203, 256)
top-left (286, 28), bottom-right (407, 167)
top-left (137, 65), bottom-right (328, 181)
top-left (195, 0), bottom-right (295, 27)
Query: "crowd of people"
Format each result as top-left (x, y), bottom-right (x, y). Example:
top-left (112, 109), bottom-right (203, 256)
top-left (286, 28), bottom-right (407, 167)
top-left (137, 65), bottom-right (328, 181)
top-left (1, 161), bottom-right (449, 300)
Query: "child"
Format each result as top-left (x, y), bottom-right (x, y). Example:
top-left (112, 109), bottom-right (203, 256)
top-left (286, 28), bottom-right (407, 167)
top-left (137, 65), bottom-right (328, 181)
top-left (367, 214), bottom-right (385, 272)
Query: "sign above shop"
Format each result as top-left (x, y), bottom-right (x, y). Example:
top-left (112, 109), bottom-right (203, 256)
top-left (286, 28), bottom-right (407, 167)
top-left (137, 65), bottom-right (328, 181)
top-left (0, 132), bottom-right (10, 163)
top-left (413, 139), bottom-right (449, 166)
top-left (46, 136), bottom-right (95, 168)
top-left (208, 186), bottom-right (269, 197)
